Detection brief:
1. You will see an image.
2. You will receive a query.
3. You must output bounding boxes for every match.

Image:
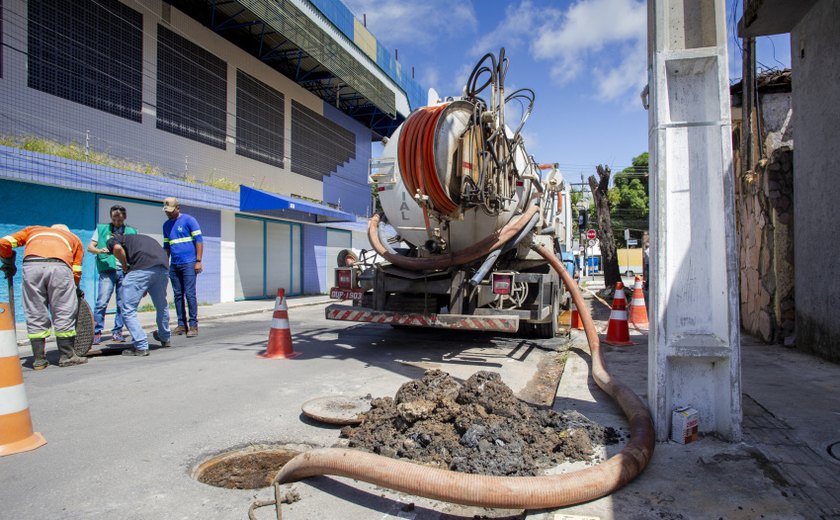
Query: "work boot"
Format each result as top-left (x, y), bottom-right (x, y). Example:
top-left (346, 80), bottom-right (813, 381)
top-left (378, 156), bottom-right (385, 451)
top-left (173, 325), bottom-right (187, 335)
top-left (152, 331), bottom-right (171, 348)
top-left (56, 337), bottom-right (88, 367)
top-left (121, 348), bottom-right (149, 356)
top-left (30, 338), bottom-right (48, 371)
top-left (186, 325), bottom-right (198, 338)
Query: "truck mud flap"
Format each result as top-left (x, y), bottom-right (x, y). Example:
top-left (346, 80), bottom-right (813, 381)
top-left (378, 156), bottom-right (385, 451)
top-left (325, 304), bottom-right (519, 333)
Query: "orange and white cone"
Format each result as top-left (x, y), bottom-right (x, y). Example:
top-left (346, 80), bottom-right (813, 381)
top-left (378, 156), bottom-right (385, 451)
top-left (628, 276), bottom-right (649, 329)
top-left (604, 282), bottom-right (635, 346)
top-left (259, 289), bottom-right (300, 359)
top-left (0, 302), bottom-right (47, 456)
top-left (570, 301), bottom-right (584, 330)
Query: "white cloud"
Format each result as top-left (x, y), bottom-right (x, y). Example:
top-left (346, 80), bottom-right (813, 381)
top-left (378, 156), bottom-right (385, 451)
top-left (469, 1), bottom-right (542, 56)
top-left (446, 62), bottom-right (475, 98)
top-left (419, 66), bottom-right (440, 93)
top-left (530, 0), bottom-right (647, 102)
top-left (462, 0), bottom-right (647, 104)
top-left (592, 38), bottom-right (647, 104)
top-left (342, 0), bottom-right (477, 50)
top-left (533, 0), bottom-right (645, 56)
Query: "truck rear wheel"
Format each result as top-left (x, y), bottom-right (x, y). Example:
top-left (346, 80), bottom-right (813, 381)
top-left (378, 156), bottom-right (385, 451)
top-left (534, 290), bottom-right (559, 339)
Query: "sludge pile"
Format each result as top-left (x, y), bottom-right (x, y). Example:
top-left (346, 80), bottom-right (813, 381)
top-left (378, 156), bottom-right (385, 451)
top-left (340, 370), bottom-right (620, 476)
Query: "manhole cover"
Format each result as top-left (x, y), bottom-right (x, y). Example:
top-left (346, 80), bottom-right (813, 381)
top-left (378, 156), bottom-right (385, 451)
top-left (828, 441), bottom-right (840, 461)
top-left (301, 395), bottom-right (371, 425)
top-left (194, 445), bottom-right (303, 489)
top-left (74, 298), bottom-right (94, 357)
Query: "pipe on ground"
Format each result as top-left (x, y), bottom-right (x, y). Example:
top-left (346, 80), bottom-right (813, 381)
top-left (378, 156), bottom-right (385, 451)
top-left (272, 241), bottom-right (655, 509)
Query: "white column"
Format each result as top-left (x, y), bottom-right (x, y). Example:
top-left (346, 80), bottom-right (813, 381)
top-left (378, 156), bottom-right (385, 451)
top-left (647, 0), bottom-right (742, 441)
top-left (219, 210), bottom-right (237, 302)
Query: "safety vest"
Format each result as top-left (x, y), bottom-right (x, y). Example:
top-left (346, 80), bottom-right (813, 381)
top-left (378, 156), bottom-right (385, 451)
top-left (1, 226), bottom-right (84, 283)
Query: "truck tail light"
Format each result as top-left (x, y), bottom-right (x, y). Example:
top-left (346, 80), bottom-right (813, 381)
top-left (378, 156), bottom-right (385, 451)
top-left (336, 268), bottom-right (353, 289)
top-left (492, 272), bottom-right (513, 295)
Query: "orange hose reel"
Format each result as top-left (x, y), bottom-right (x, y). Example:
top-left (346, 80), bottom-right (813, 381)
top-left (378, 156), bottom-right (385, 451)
top-left (398, 105), bottom-right (460, 217)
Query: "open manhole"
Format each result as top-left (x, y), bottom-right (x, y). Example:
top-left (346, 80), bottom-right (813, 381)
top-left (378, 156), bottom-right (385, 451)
top-left (193, 445), bottom-right (304, 489)
top-left (828, 441), bottom-right (840, 462)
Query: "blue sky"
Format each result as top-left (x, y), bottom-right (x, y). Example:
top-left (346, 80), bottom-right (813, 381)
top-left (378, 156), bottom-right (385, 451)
top-left (343, 0), bottom-right (791, 182)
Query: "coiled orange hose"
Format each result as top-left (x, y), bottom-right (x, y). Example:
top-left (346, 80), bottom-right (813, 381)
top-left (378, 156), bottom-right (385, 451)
top-left (398, 105), bottom-right (459, 217)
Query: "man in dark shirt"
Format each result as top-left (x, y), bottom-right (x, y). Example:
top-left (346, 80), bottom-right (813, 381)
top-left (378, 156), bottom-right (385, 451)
top-left (106, 234), bottom-right (171, 356)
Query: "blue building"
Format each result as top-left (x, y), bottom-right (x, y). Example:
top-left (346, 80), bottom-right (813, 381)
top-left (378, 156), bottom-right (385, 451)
top-left (0, 0), bottom-right (424, 320)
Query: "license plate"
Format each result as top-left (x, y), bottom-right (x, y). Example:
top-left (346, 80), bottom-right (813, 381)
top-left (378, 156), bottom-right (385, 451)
top-left (329, 288), bottom-right (364, 300)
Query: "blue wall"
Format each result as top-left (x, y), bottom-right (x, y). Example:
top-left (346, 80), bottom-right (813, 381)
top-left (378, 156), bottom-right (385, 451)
top-left (0, 179), bottom-right (97, 322)
top-left (322, 102), bottom-right (372, 218)
top-left (0, 181), bottom-right (224, 323)
top-left (179, 204), bottom-right (221, 305)
top-left (302, 224), bottom-right (327, 293)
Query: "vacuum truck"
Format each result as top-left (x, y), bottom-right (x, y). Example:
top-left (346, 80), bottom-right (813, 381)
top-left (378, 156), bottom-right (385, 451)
top-left (327, 49), bottom-right (573, 338)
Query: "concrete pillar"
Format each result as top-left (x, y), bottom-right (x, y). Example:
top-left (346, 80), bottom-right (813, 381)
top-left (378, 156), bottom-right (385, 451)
top-left (220, 210), bottom-right (237, 302)
top-left (647, 0), bottom-right (742, 441)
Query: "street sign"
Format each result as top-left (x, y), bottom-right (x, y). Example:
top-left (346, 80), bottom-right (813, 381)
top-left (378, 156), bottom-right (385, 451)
top-left (588, 239), bottom-right (596, 247)
top-left (586, 229), bottom-right (597, 240)
top-left (627, 239), bottom-right (638, 246)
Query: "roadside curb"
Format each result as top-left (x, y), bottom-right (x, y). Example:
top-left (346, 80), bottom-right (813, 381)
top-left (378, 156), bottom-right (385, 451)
top-left (15, 298), bottom-right (333, 348)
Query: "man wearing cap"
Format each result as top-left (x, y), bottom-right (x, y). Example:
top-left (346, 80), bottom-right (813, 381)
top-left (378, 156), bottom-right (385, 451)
top-left (107, 233), bottom-right (171, 356)
top-left (0, 224), bottom-right (88, 369)
top-left (162, 197), bottom-right (203, 337)
top-left (87, 204), bottom-right (137, 344)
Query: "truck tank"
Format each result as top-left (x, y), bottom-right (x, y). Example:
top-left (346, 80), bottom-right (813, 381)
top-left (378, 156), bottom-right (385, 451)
top-left (375, 99), bottom-right (536, 254)
top-left (328, 49), bottom-right (572, 338)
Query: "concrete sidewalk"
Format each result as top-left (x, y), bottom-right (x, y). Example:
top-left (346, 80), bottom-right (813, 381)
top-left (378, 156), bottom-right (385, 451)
top-left (547, 289), bottom-right (840, 519)
top-left (13, 294), bottom-right (333, 347)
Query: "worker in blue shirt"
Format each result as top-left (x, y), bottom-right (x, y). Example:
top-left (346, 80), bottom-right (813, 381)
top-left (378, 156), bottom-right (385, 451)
top-left (162, 197), bottom-right (203, 337)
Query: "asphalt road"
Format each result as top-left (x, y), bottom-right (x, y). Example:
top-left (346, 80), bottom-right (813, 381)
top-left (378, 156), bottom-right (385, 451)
top-left (1, 304), bottom-right (567, 520)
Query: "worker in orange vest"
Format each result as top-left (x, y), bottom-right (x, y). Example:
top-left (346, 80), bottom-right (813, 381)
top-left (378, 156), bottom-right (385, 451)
top-left (0, 224), bottom-right (87, 369)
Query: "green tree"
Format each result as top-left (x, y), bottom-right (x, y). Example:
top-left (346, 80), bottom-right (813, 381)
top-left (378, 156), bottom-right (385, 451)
top-left (609, 152), bottom-right (649, 246)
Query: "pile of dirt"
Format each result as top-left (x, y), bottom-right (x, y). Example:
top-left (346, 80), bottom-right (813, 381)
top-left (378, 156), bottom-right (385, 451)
top-left (340, 370), bottom-right (620, 476)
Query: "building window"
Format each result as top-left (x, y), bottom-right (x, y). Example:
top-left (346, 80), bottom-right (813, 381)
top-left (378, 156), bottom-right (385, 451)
top-left (156, 25), bottom-right (227, 149)
top-left (27, 0), bottom-right (143, 122)
top-left (236, 70), bottom-right (284, 167)
top-left (291, 101), bottom-right (355, 181)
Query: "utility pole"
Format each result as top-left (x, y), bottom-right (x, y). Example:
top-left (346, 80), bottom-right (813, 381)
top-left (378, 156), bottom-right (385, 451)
top-left (648, 0), bottom-right (742, 441)
top-left (742, 36), bottom-right (756, 173)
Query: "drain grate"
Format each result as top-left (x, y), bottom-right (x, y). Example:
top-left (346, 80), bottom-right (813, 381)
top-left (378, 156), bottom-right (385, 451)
top-left (194, 445), bottom-right (303, 489)
top-left (828, 441), bottom-right (840, 462)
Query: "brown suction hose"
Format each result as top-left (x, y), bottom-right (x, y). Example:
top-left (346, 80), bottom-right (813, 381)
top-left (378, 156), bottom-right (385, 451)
top-left (271, 242), bottom-right (655, 509)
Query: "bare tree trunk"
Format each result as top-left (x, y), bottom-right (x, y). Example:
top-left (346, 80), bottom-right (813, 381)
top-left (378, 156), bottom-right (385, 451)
top-left (589, 165), bottom-right (622, 289)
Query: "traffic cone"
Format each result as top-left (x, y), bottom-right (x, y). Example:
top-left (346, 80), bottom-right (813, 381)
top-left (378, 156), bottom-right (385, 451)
top-left (0, 302), bottom-right (47, 456)
top-left (628, 276), bottom-right (649, 329)
top-left (604, 282), bottom-right (635, 346)
top-left (570, 301), bottom-right (584, 330)
top-left (259, 289), bottom-right (299, 359)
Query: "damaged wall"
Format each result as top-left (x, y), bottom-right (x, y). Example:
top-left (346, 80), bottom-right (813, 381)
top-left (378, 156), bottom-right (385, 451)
top-left (732, 78), bottom-right (794, 344)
